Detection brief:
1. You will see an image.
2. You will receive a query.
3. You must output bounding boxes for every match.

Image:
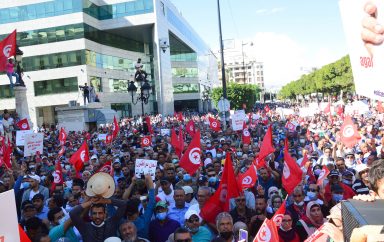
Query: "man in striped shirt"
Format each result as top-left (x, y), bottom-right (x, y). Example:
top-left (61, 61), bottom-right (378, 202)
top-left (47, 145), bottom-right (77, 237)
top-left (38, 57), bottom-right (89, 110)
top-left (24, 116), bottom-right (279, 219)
top-left (352, 164), bottom-right (370, 195)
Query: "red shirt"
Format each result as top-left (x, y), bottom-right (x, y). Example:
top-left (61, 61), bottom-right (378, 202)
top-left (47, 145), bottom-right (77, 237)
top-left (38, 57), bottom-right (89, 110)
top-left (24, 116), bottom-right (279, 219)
top-left (324, 182), bottom-right (356, 202)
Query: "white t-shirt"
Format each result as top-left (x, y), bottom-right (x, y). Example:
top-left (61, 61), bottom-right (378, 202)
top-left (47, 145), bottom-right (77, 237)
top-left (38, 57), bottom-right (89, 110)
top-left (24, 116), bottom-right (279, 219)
top-left (157, 190), bottom-right (175, 207)
top-left (29, 190), bottom-right (40, 201)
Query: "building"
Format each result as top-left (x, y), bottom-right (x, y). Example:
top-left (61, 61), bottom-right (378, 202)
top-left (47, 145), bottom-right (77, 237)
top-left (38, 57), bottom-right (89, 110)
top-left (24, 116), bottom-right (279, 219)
top-left (0, 0), bottom-right (218, 127)
top-left (224, 57), bottom-right (264, 89)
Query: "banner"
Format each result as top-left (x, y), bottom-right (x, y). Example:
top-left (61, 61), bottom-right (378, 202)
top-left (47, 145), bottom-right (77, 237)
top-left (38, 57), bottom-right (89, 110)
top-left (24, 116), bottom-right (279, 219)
top-left (16, 130), bottom-right (33, 146)
top-left (231, 110), bottom-right (246, 131)
top-left (97, 134), bottom-right (107, 140)
top-left (160, 129), bottom-right (170, 136)
top-left (0, 190), bottom-right (20, 242)
top-left (24, 133), bottom-right (44, 157)
top-left (339, 0), bottom-right (384, 101)
top-left (134, 159), bottom-right (157, 180)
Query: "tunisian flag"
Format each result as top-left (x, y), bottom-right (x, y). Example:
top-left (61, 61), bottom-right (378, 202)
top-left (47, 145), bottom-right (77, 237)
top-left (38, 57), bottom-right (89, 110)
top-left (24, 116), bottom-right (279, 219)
top-left (141, 136), bottom-right (152, 147)
top-left (145, 116), bottom-right (153, 135)
top-left (340, 116), bottom-right (361, 148)
top-left (253, 219), bottom-right (279, 242)
top-left (16, 118), bottom-right (30, 130)
top-left (242, 122), bottom-right (251, 144)
top-left (179, 130), bottom-right (201, 175)
top-left (258, 126), bottom-right (275, 160)
top-left (69, 141), bottom-right (89, 172)
top-left (272, 199), bottom-right (286, 227)
top-left (282, 138), bottom-right (303, 194)
top-left (316, 166), bottom-right (330, 186)
top-left (53, 161), bottom-right (64, 186)
top-left (201, 153), bottom-right (240, 223)
top-left (186, 120), bottom-right (196, 137)
top-left (0, 30), bottom-right (17, 72)
top-left (112, 116), bottom-right (120, 139)
top-left (105, 135), bottom-right (113, 145)
top-left (209, 117), bottom-right (221, 132)
top-left (237, 164), bottom-right (257, 189)
top-left (171, 128), bottom-right (183, 158)
top-left (58, 127), bottom-right (67, 145)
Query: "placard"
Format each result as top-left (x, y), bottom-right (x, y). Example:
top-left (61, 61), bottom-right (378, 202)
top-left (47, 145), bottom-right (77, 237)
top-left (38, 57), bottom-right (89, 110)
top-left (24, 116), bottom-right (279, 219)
top-left (97, 134), bottom-right (107, 140)
top-left (160, 129), bottom-right (170, 136)
top-left (231, 110), bottom-right (246, 131)
top-left (0, 190), bottom-right (20, 242)
top-left (135, 159), bottom-right (157, 180)
top-left (16, 130), bottom-right (33, 146)
top-left (24, 133), bottom-right (44, 157)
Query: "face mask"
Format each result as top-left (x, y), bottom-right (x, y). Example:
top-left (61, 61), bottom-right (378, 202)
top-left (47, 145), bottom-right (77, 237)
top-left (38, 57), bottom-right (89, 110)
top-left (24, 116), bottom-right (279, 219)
top-left (307, 191), bottom-right (317, 200)
top-left (156, 212), bottom-right (167, 221)
top-left (314, 169), bottom-right (322, 176)
top-left (65, 165), bottom-right (71, 170)
top-left (186, 225), bottom-right (199, 233)
top-left (172, 159), bottom-right (179, 164)
top-left (237, 152), bottom-right (243, 157)
top-left (208, 177), bottom-right (217, 183)
top-left (220, 231), bottom-right (233, 240)
top-left (217, 154), bottom-right (222, 158)
top-left (300, 139), bottom-right (305, 144)
top-left (207, 144), bottom-right (212, 148)
top-left (332, 194), bottom-right (343, 202)
top-left (22, 182), bottom-right (30, 189)
top-left (298, 151), bottom-right (302, 156)
top-left (29, 165), bottom-right (36, 169)
top-left (294, 201), bottom-right (305, 207)
top-left (342, 179), bottom-right (352, 185)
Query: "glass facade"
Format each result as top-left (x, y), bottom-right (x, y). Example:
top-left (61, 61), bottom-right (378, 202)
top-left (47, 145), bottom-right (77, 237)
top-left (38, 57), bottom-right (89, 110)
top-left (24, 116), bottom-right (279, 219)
top-left (90, 76), bottom-right (102, 92)
top-left (0, 0), bottom-right (153, 24)
top-left (0, 85), bottom-right (14, 99)
top-left (34, 77), bottom-right (78, 96)
top-left (111, 103), bottom-right (132, 118)
top-left (171, 67), bottom-right (198, 78)
top-left (173, 83), bottom-right (199, 94)
top-left (170, 53), bottom-right (197, 62)
top-left (109, 79), bottom-right (129, 93)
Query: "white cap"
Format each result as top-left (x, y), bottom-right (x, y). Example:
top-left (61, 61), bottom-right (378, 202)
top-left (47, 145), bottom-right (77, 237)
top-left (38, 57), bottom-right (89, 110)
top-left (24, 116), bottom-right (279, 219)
top-left (28, 174), bottom-right (41, 183)
top-left (182, 186), bottom-right (193, 195)
top-left (184, 209), bottom-right (202, 223)
top-left (91, 154), bottom-right (98, 160)
top-left (104, 237), bottom-right (121, 242)
top-left (355, 164), bottom-right (369, 174)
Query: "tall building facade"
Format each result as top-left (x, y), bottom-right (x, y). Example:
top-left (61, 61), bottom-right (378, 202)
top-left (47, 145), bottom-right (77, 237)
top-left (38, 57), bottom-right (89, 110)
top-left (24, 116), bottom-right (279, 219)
top-left (224, 57), bottom-right (264, 89)
top-left (0, 0), bottom-right (217, 126)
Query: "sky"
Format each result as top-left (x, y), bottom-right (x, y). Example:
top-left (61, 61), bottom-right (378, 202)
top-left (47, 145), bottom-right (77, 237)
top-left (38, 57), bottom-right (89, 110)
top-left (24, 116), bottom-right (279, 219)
top-left (171, 0), bottom-right (349, 89)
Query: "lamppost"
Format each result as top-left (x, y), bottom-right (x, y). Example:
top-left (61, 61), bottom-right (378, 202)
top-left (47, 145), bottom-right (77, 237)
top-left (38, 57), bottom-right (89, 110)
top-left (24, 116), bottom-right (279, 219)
top-left (127, 79), bottom-right (151, 116)
top-left (202, 86), bottom-right (211, 113)
top-left (242, 41), bottom-right (253, 84)
top-left (15, 45), bottom-right (25, 87)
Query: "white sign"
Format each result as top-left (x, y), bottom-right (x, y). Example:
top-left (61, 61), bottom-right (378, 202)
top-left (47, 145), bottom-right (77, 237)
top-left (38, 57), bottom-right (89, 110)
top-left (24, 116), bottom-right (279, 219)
top-left (218, 98), bottom-right (230, 112)
top-left (97, 134), bottom-right (107, 140)
top-left (16, 130), bottom-right (33, 146)
top-left (299, 107), bottom-right (316, 117)
top-left (231, 110), bottom-right (246, 131)
top-left (161, 129), bottom-right (170, 136)
top-left (339, 0), bottom-right (384, 101)
top-left (0, 190), bottom-right (20, 242)
top-left (24, 133), bottom-right (44, 157)
top-left (135, 159), bottom-right (157, 180)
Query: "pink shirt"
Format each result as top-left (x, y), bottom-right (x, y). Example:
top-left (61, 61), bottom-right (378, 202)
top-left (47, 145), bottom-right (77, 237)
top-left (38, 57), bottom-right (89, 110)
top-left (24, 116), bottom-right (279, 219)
top-left (6, 62), bottom-right (15, 73)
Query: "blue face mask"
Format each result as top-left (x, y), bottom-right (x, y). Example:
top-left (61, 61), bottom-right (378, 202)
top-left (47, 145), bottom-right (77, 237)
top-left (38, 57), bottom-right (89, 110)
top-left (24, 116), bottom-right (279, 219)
top-left (208, 177), bottom-right (217, 183)
top-left (332, 194), bottom-right (343, 202)
top-left (307, 191), bottom-right (317, 200)
top-left (217, 154), bottom-right (222, 158)
top-left (237, 152), bottom-right (243, 157)
top-left (156, 212), bottom-right (167, 221)
top-left (22, 182), bottom-right (30, 189)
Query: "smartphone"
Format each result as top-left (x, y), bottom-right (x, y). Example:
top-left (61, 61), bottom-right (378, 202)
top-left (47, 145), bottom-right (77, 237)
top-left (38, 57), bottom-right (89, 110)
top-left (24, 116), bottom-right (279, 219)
top-left (239, 229), bottom-right (248, 242)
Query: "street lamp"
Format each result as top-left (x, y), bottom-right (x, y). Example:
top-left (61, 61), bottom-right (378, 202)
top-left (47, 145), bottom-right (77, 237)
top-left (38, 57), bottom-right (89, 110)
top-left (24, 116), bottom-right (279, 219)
top-left (127, 79), bottom-right (151, 116)
top-left (15, 45), bottom-right (25, 87)
top-left (202, 86), bottom-right (211, 112)
top-left (242, 41), bottom-right (253, 84)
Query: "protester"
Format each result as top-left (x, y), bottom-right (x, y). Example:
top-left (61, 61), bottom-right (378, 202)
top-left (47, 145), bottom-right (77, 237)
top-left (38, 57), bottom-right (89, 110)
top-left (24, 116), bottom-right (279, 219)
top-left (278, 214), bottom-right (300, 242)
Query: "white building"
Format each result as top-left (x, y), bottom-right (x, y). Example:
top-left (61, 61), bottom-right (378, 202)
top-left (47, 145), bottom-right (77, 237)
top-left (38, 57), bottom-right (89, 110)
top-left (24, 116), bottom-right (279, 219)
top-left (224, 57), bottom-right (264, 89)
top-left (0, 0), bottom-right (218, 126)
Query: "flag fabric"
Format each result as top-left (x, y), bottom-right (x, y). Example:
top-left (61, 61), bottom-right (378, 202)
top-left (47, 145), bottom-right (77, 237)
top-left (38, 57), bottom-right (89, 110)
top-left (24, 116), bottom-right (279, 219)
top-left (304, 224), bottom-right (328, 242)
top-left (264, 105), bottom-right (270, 113)
top-left (58, 127), bottom-right (67, 146)
top-left (285, 122), bottom-right (296, 132)
top-left (209, 117), bottom-right (221, 132)
top-left (258, 126), bottom-right (275, 160)
top-left (16, 118), bottom-right (30, 130)
top-left (200, 153), bottom-right (241, 223)
top-left (2, 138), bottom-right (12, 169)
top-left (237, 164), bottom-right (257, 189)
top-left (178, 126), bottom-right (184, 154)
top-left (105, 134), bottom-right (113, 145)
top-left (272, 200), bottom-right (286, 227)
top-left (0, 30), bottom-right (17, 72)
top-left (253, 156), bottom-right (267, 170)
top-left (300, 153), bottom-right (309, 167)
top-left (316, 166), bottom-right (330, 187)
top-left (307, 165), bottom-right (316, 184)
top-left (378, 101), bottom-right (384, 113)
top-left (19, 224), bottom-right (32, 242)
top-left (57, 146), bottom-right (66, 158)
top-left (84, 132), bottom-right (91, 141)
top-left (171, 128), bottom-right (182, 158)
top-left (179, 131), bottom-right (201, 175)
top-left (176, 112), bottom-right (183, 121)
top-left (140, 136), bottom-right (152, 147)
top-left (97, 160), bottom-right (112, 174)
top-left (112, 116), bottom-right (120, 139)
top-left (186, 120), bottom-right (196, 137)
top-left (242, 122), bottom-right (251, 144)
top-left (253, 219), bottom-right (279, 242)
top-left (145, 116), bottom-right (153, 135)
top-left (69, 141), bottom-right (89, 172)
top-left (323, 102), bottom-right (331, 113)
top-left (282, 138), bottom-right (303, 194)
top-left (340, 116), bottom-right (361, 148)
top-left (53, 161), bottom-right (64, 186)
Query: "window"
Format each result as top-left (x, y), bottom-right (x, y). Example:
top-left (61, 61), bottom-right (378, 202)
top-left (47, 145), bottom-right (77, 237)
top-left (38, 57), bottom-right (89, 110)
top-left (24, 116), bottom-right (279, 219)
top-left (0, 85), bottom-right (14, 99)
top-left (109, 79), bottom-right (129, 93)
top-left (34, 77), bottom-right (78, 96)
top-left (90, 76), bottom-right (103, 92)
top-left (173, 83), bottom-right (199, 94)
top-left (111, 103), bottom-right (132, 118)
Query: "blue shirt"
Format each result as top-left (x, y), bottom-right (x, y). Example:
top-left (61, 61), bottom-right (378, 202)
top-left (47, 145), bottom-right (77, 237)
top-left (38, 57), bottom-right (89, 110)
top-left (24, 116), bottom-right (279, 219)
top-left (149, 218), bottom-right (180, 242)
top-left (167, 205), bottom-right (189, 227)
top-left (36, 206), bottom-right (49, 220)
top-left (134, 188), bottom-right (155, 239)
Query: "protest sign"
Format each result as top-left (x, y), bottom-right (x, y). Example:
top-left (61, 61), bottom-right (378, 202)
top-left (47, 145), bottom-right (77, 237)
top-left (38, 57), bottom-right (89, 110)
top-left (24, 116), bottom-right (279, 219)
top-left (231, 110), bottom-right (246, 131)
top-left (339, 0), bottom-right (384, 101)
top-left (16, 130), bottom-right (33, 146)
top-left (135, 159), bottom-right (157, 180)
top-left (24, 133), bottom-right (44, 157)
top-left (0, 190), bottom-right (20, 242)
top-left (97, 134), bottom-right (107, 140)
top-left (160, 129), bottom-right (170, 136)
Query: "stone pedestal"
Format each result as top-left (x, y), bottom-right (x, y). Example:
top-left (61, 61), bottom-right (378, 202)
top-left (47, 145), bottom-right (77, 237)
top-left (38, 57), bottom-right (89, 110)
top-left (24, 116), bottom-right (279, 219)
top-left (14, 86), bottom-right (33, 128)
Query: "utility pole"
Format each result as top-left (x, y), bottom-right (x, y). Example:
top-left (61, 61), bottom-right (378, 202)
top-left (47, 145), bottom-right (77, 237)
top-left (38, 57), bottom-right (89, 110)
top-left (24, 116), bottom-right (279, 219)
top-left (217, 0), bottom-right (227, 130)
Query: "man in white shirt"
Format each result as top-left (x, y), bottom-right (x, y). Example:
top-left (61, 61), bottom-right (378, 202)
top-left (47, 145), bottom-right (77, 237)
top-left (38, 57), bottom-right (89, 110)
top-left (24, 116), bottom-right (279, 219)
top-left (157, 178), bottom-right (175, 207)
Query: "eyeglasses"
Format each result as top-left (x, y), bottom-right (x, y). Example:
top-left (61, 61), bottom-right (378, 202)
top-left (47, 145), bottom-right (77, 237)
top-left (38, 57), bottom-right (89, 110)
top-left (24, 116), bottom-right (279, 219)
top-left (282, 219), bottom-right (292, 222)
top-left (187, 217), bottom-right (199, 223)
top-left (175, 239), bottom-right (192, 242)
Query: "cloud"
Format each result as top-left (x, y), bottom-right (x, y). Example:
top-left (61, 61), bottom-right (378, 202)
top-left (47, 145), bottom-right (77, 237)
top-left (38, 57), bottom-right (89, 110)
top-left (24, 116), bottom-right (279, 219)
top-left (256, 7), bottom-right (284, 15)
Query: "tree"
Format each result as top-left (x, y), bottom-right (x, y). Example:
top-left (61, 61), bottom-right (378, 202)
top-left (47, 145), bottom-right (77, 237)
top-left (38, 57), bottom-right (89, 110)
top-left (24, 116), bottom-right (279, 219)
top-left (212, 83), bottom-right (261, 111)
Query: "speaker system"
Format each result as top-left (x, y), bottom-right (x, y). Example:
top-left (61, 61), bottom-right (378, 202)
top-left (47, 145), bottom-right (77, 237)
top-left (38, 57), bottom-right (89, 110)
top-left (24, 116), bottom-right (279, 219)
top-left (341, 199), bottom-right (384, 242)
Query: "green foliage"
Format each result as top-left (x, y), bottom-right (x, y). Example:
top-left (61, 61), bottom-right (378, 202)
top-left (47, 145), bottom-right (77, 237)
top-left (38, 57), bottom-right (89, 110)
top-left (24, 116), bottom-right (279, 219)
top-left (212, 83), bottom-right (261, 111)
top-left (279, 55), bottom-right (355, 99)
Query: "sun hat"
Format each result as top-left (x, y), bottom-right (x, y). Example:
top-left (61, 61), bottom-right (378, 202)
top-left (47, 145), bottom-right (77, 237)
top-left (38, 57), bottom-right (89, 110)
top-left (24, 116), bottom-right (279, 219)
top-left (85, 172), bottom-right (115, 198)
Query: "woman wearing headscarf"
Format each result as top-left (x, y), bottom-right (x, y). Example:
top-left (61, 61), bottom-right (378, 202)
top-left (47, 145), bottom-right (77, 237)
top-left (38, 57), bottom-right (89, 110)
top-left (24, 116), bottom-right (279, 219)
top-left (278, 214), bottom-right (300, 242)
top-left (296, 201), bottom-right (326, 241)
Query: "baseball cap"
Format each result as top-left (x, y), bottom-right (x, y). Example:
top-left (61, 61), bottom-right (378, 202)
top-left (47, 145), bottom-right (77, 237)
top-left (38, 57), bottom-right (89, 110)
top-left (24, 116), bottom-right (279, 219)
top-left (155, 201), bottom-right (168, 209)
top-left (182, 186), bottom-right (194, 195)
top-left (22, 203), bottom-right (35, 211)
top-left (342, 169), bottom-right (355, 177)
top-left (198, 176), bottom-right (208, 184)
top-left (184, 209), bottom-right (202, 222)
top-left (27, 174), bottom-right (41, 183)
top-left (328, 169), bottom-right (340, 177)
top-left (183, 174), bottom-right (192, 181)
top-left (32, 193), bottom-right (44, 201)
top-left (355, 164), bottom-right (369, 174)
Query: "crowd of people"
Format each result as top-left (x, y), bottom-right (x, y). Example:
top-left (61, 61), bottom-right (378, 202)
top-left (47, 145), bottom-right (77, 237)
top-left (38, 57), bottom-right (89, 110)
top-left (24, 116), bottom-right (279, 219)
top-left (0, 97), bottom-right (384, 242)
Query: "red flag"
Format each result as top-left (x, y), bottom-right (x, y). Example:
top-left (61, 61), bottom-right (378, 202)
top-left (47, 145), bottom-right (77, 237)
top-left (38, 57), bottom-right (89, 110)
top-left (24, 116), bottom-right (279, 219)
top-left (258, 126), bottom-right (275, 160)
top-left (201, 153), bottom-right (240, 223)
top-left (316, 166), bottom-right (330, 186)
top-left (69, 141), bottom-right (89, 172)
top-left (105, 134), bottom-right (113, 145)
top-left (57, 146), bottom-right (66, 158)
top-left (253, 219), bottom-right (279, 242)
top-left (2, 138), bottom-right (12, 169)
top-left (307, 164), bottom-right (316, 184)
top-left (85, 132), bottom-right (91, 141)
top-left (282, 138), bottom-right (303, 194)
top-left (112, 116), bottom-right (120, 139)
top-left (237, 164), bottom-right (257, 189)
top-left (19, 224), bottom-right (32, 242)
top-left (272, 200), bottom-right (286, 227)
top-left (300, 153), bottom-right (309, 167)
top-left (177, 112), bottom-right (183, 121)
top-left (178, 126), bottom-right (184, 154)
top-left (340, 116), bottom-right (361, 148)
top-left (378, 101), bottom-right (384, 113)
top-left (97, 160), bottom-right (112, 174)
top-left (145, 116), bottom-right (153, 135)
top-left (242, 122), bottom-right (251, 144)
top-left (253, 156), bottom-right (267, 169)
top-left (171, 128), bottom-right (182, 158)
top-left (53, 161), bottom-right (64, 186)
top-left (285, 121), bottom-right (296, 132)
top-left (304, 224), bottom-right (328, 242)
top-left (16, 118), bottom-right (30, 130)
top-left (58, 127), bottom-right (67, 146)
top-left (323, 102), bottom-right (331, 113)
top-left (179, 130), bottom-right (201, 175)
top-left (264, 105), bottom-right (270, 113)
top-left (208, 117), bottom-right (221, 132)
top-left (141, 136), bottom-right (152, 147)
top-left (0, 30), bottom-right (17, 72)
top-left (186, 120), bottom-right (196, 137)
